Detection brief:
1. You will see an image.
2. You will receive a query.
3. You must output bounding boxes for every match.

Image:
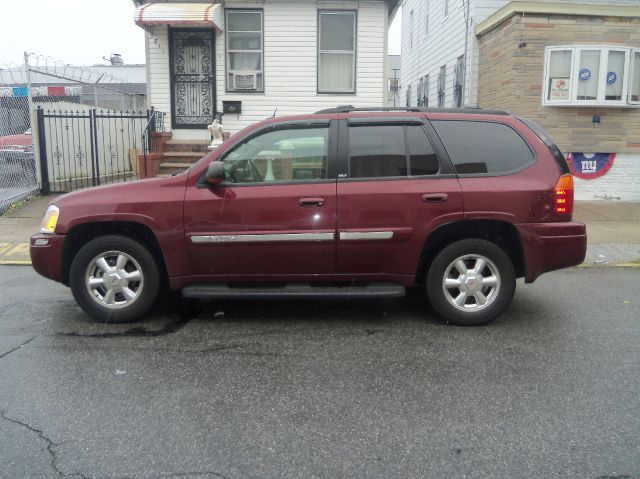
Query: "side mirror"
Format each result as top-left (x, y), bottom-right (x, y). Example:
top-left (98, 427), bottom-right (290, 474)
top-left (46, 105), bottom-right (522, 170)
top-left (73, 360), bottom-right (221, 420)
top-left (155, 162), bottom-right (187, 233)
top-left (205, 161), bottom-right (225, 185)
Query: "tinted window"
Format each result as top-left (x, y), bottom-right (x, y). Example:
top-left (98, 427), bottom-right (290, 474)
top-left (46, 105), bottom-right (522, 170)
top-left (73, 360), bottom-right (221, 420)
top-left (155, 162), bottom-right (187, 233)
top-left (349, 125), bottom-right (406, 178)
top-left (222, 126), bottom-right (328, 183)
top-left (407, 126), bottom-right (439, 175)
top-left (348, 125), bottom-right (440, 178)
top-left (432, 120), bottom-right (534, 174)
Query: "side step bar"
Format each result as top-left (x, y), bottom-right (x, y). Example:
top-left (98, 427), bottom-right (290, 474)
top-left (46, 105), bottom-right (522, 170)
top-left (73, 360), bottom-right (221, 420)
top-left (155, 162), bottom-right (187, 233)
top-left (182, 283), bottom-right (406, 299)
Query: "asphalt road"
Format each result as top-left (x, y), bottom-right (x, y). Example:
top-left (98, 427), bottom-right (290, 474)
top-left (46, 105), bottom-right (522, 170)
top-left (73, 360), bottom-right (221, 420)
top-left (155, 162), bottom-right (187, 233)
top-left (0, 266), bottom-right (638, 479)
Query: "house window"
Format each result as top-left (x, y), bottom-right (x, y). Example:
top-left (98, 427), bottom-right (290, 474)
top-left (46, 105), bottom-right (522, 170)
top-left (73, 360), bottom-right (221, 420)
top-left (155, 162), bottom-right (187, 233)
top-left (417, 77), bottom-right (423, 106)
top-left (631, 51), bottom-right (640, 103)
top-left (438, 65), bottom-right (446, 108)
top-left (406, 84), bottom-right (412, 107)
top-left (423, 75), bottom-right (429, 107)
top-left (453, 55), bottom-right (464, 108)
top-left (226, 10), bottom-right (264, 92)
top-left (318, 11), bottom-right (356, 93)
top-left (543, 46), bottom-right (640, 106)
top-left (425, 0), bottom-right (430, 36)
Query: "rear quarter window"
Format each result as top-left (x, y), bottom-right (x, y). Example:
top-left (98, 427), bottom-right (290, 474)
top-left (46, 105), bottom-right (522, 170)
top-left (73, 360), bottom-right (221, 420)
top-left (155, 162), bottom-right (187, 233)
top-left (432, 120), bottom-right (535, 175)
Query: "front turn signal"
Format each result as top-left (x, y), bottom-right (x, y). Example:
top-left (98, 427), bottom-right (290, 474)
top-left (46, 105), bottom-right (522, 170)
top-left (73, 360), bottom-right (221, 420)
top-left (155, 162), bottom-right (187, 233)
top-left (40, 205), bottom-right (60, 234)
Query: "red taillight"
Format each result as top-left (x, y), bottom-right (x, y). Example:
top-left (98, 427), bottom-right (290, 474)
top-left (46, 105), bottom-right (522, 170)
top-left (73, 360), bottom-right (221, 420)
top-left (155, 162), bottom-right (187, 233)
top-left (554, 174), bottom-right (574, 215)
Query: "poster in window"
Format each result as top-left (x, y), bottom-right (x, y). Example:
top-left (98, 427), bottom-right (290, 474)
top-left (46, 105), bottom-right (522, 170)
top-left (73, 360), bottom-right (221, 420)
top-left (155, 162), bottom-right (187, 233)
top-left (550, 77), bottom-right (570, 100)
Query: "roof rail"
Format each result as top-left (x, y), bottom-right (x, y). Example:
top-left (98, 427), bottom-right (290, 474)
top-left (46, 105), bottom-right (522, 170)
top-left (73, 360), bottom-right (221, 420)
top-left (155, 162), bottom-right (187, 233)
top-left (314, 106), bottom-right (509, 115)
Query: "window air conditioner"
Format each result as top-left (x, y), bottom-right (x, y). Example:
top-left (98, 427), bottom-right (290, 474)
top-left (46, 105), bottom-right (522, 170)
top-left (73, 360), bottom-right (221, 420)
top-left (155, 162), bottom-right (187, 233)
top-left (231, 71), bottom-right (257, 90)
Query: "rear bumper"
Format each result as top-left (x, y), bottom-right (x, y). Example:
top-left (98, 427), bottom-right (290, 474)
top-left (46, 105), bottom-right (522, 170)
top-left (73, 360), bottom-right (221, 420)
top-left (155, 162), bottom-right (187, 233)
top-left (30, 234), bottom-right (65, 283)
top-left (515, 222), bottom-right (587, 283)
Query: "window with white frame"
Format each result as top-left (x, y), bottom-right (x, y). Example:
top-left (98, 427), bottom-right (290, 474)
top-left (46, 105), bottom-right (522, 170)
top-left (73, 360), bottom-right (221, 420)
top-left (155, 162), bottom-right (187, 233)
top-left (425, 0), bottom-right (430, 36)
top-left (226, 10), bottom-right (263, 92)
top-left (423, 75), bottom-right (429, 107)
top-left (438, 65), bottom-right (446, 108)
top-left (543, 46), bottom-right (640, 106)
top-left (453, 55), bottom-right (465, 107)
top-left (318, 11), bottom-right (356, 93)
top-left (632, 51), bottom-right (640, 103)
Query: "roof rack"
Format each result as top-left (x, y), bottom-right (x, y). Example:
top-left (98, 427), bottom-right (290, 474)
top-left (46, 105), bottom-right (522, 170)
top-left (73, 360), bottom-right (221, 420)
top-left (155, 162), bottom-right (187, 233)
top-left (314, 105), bottom-right (509, 115)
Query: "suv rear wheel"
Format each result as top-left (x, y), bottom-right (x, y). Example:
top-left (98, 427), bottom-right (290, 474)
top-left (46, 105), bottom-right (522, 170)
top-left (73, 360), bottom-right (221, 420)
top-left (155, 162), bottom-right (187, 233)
top-left (69, 235), bottom-right (160, 323)
top-left (426, 239), bottom-right (516, 326)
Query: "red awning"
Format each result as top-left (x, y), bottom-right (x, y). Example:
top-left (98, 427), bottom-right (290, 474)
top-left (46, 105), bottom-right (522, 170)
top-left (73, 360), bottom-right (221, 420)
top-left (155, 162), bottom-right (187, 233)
top-left (134, 3), bottom-right (223, 32)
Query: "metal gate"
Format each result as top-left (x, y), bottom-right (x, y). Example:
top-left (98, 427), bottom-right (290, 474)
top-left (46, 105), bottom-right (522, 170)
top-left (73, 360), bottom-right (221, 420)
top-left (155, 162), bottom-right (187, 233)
top-left (37, 107), bottom-right (160, 194)
top-left (170, 29), bottom-right (215, 128)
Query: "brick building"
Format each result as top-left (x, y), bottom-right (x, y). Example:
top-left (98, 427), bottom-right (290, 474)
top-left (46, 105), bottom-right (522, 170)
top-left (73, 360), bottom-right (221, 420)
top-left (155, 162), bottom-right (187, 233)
top-left (400, 0), bottom-right (640, 201)
top-left (476, 1), bottom-right (640, 200)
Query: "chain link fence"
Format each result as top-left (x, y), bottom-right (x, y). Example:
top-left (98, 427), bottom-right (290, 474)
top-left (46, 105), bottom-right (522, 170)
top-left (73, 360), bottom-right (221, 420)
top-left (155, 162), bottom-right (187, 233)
top-left (0, 54), bottom-right (146, 213)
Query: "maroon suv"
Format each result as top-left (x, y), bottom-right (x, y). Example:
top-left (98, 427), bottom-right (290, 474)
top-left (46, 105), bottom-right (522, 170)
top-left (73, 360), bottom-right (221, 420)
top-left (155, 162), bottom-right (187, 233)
top-left (30, 107), bottom-right (587, 326)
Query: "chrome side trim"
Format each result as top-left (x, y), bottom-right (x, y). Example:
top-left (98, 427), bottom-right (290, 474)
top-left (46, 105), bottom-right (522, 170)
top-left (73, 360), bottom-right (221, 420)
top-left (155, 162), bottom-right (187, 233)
top-left (191, 232), bottom-right (335, 244)
top-left (339, 231), bottom-right (394, 241)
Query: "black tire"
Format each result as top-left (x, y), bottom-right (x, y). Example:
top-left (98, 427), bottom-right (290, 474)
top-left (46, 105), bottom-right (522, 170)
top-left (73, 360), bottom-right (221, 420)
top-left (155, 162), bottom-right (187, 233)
top-left (426, 239), bottom-right (516, 326)
top-left (69, 235), bottom-right (160, 323)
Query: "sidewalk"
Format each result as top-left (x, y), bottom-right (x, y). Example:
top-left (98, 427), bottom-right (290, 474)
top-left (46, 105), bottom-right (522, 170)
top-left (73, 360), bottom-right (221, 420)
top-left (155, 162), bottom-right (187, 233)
top-left (0, 194), bottom-right (639, 267)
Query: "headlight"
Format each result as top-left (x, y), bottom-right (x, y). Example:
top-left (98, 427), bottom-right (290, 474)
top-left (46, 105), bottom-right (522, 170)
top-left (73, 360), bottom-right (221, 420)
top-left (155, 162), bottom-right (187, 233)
top-left (40, 205), bottom-right (60, 234)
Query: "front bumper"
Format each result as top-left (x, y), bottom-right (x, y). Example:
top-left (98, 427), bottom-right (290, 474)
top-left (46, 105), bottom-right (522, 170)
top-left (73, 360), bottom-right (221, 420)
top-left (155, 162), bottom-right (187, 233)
top-left (30, 233), bottom-right (66, 283)
top-left (515, 222), bottom-right (587, 283)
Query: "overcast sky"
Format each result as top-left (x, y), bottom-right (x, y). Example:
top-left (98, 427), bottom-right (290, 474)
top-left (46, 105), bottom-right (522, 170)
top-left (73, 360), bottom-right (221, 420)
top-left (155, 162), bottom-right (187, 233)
top-left (0, 1), bottom-right (401, 67)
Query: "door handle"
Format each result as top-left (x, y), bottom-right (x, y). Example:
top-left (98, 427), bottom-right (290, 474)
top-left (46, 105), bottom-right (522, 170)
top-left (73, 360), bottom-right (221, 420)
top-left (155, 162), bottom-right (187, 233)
top-left (299, 197), bottom-right (326, 207)
top-left (421, 193), bottom-right (448, 203)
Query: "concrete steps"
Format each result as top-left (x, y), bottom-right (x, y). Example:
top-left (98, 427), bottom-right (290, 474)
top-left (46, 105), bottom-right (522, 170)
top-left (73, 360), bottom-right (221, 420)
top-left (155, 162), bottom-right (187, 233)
top-left (158, 140), bottom-right (210, 176)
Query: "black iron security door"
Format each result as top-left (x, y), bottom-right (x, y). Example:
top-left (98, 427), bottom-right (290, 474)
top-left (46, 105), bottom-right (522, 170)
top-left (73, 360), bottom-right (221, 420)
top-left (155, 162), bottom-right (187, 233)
top-left (170, 29), bottom-right (215, 128)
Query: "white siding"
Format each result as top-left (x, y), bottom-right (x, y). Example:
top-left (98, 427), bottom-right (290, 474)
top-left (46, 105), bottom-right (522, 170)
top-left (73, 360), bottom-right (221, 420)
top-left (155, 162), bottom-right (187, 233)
top-left (400, 0), bottom-right (508, 109)
top-left (146, 0), bottom-right (388, 139)
top-left (146, 26), bottom-right (172, 130)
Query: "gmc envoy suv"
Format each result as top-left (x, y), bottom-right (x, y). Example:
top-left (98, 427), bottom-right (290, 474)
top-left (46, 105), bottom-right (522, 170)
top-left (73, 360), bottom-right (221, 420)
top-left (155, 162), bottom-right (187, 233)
top-left (31, 107), bottom-right (587, 326)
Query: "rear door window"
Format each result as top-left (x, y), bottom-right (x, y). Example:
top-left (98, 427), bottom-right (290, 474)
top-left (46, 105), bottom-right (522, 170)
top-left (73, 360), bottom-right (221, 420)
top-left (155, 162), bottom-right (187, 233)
top-left (348, 124), bottom-right (439, 178)
top-left (432, 120), bottom-right (534, 175)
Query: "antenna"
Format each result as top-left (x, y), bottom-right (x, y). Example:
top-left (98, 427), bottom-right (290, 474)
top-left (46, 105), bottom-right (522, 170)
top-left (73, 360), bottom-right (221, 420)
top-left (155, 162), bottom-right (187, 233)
top-left (272, 108), bottom-right (278, 118)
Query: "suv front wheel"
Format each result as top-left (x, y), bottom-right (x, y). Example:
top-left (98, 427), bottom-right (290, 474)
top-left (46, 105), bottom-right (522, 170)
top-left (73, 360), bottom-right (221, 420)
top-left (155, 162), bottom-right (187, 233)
top-left (69, 235), bottom-right (160, 323)
top-left (426, 239), bottom-right (516, 326)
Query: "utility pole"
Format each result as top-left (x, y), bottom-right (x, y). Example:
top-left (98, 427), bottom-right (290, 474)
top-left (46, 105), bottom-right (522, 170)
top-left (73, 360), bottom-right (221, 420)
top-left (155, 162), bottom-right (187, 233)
top-left (24, 52), bottom-right (42, 189)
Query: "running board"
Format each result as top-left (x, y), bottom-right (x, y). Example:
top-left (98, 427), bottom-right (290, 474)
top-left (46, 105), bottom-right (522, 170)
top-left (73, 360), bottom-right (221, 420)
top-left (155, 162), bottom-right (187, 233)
top-left (181, 283), bottom-right (406, 299)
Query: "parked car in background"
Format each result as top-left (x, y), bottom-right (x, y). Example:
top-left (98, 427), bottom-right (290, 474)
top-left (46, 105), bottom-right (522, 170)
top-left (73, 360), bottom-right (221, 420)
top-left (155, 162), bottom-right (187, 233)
top-left (30, 107), bottom-right (587, 326)
top-left (0, 128), bottom-right (32, 150)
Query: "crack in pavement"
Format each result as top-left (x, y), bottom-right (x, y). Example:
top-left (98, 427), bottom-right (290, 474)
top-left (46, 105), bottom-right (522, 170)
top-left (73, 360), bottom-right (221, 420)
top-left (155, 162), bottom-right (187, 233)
top-left (0, 410), bottom-right (63, 478)
top-left (0, 411), bottom-right (136, 479)
top-left (0, 336), bottom-right (35, 360)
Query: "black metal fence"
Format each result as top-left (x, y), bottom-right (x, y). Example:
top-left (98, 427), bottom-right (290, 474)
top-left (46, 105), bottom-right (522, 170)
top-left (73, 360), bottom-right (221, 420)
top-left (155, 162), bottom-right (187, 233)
top-left (37, 107), bottom-right (165, 194)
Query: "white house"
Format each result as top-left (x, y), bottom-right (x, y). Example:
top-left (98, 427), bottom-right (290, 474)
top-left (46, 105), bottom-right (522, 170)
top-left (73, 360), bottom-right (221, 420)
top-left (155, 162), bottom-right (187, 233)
top-left (400, 0), bottom-right (509, 109)
top-left (134, 0), bottom-right (400, 141)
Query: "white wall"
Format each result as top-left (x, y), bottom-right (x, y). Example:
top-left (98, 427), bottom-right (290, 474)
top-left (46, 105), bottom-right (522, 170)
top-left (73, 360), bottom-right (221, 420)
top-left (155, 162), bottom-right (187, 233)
top-left (145, 0), bottom-right (388, 140)
top-left (400, 0), bottom-right (508, 109)
top-left (573, 154), bottom-right (640, 201)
